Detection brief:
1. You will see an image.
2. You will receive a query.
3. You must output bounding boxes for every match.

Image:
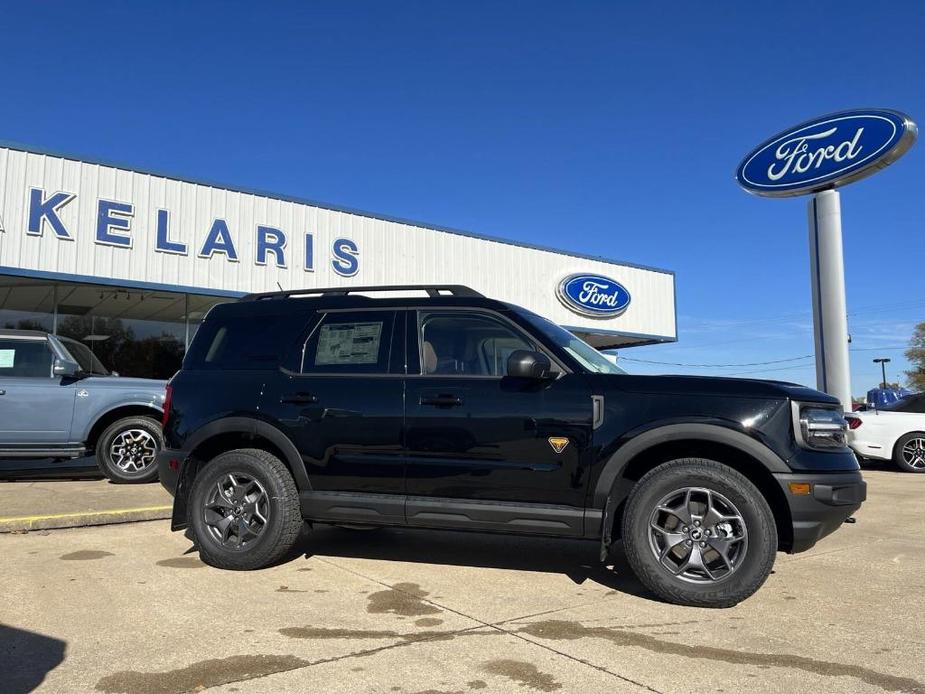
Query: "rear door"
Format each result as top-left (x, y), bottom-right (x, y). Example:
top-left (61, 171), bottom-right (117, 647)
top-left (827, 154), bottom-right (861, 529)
top-left (259, 309), bottom-right (406, 526)
top-left (403, 309), bottom-right (593, 535)
top-left (0, 337), bottom-right (77, 444)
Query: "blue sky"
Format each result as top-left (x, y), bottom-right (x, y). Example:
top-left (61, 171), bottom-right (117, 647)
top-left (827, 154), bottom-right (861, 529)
top-left (2, 1), bottom-right (922, 395)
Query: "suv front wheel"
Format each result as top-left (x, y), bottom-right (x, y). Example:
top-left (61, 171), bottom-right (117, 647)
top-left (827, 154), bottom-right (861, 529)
top-left (96, 416), bottom-right (164, 484)
top-left (189, 449), bottom-right (303, 570)
top-left (622, 458), bottom-right (777, 608)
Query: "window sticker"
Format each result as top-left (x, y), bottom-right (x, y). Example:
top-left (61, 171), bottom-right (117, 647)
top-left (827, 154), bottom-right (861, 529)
top-left (0, 349), bottom-right (14, 368)
top-left (315, 322), bottom-right (383, 366)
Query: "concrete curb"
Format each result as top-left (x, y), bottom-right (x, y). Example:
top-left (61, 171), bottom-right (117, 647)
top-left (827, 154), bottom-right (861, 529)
top-left (0, 505), bottom-right (172, 533)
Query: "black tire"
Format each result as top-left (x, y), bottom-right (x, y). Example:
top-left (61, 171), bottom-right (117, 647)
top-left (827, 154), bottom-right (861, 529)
top-left (893, 432), bottom-right (925, 473)
top-left (96, 416), bottom-right (164, 484)
top-left (622, 458), bottom-right (777, 608)
top-left (189, 448), bottom-right (303, 570)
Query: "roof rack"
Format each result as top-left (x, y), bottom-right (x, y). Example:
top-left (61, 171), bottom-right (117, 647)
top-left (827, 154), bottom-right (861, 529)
top-left (240, 284), bottom-right (485, 301)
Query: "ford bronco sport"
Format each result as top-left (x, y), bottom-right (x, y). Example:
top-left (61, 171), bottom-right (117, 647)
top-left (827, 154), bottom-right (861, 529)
top-left (158, 285), bottom-right (865, 607)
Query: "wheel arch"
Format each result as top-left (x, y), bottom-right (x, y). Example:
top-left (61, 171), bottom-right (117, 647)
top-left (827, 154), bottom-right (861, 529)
top-left (184, 417), bottom-right (311, 491)
top-left (595, 424), bottom-right (794, 553)
top-left (86, 404), bottom-right (164, 451)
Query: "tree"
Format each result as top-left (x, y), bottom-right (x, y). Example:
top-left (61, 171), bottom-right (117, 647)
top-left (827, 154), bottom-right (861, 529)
top-left (905, 322), bottom-right (925, 391)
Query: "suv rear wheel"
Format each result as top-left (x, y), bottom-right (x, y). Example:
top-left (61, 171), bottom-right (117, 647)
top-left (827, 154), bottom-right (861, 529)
top-left (622, 458), bottom-right (777, 608)
top-left (96, 416), bottom-right (164, 484)
top-left (189, 448), bottom-right (303, 570)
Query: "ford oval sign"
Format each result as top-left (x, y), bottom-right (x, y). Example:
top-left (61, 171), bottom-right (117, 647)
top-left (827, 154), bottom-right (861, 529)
top-left (736, 109), bottom-right (916, 197)
top-left (556, 274), bottom-right (631, 318)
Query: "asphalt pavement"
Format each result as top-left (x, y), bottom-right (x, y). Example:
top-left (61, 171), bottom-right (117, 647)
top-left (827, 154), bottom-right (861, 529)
top-left (0, 469), bottom-right (922, 694)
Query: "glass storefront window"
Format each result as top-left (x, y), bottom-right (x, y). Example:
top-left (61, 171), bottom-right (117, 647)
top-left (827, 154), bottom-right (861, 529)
top-left (0, 276), bottom-right (232, 380)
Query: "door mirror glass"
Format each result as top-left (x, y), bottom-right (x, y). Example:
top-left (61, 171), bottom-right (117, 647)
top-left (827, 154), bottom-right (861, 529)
top-left (53, 357), bottom-right (80, 378)
top-left (507, 350), bottom-right (553, 379)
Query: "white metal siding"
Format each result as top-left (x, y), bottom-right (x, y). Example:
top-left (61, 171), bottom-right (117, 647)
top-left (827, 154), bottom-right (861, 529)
top-left (0, 146), bottom-right (676, 342)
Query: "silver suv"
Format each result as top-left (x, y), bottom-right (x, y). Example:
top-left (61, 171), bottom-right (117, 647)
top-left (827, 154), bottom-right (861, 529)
top-left (0, 329), bottom-right (167, 483)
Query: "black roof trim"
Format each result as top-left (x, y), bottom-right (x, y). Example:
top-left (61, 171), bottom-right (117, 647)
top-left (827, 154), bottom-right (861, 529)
top-left (240, 284), bottom-right (484, 302)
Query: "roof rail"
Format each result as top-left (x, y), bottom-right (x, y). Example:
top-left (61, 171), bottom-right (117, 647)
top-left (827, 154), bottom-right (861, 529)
top-left (240, 284), bottom-right (485, 301)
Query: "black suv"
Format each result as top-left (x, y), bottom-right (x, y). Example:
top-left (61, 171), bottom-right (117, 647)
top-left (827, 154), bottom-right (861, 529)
top-left (158, 285), bottom-right (865, 607)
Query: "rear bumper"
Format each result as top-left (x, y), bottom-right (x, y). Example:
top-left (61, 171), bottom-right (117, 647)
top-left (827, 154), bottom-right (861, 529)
top-left (775, 471), bottom-right (866, 553)
top-left (156, 449), bottom-right (184, 496)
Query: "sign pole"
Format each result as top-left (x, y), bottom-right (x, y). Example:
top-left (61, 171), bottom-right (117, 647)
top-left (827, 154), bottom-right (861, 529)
top-left (807, 189), bottom-right (852, 410)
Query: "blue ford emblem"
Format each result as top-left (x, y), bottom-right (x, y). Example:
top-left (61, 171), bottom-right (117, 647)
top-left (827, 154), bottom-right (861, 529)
top-left (556, 274), bottom-right (630, 318)
top-left (736, 109), bottom-right (916, 197)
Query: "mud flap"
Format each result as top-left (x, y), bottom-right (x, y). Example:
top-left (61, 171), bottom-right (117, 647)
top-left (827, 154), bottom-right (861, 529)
top-left (599, 495), bottom-right (616, 563)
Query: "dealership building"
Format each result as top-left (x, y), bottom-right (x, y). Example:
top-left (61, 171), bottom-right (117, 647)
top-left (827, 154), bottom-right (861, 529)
top-left (0, 143), bottom-right (676, 378)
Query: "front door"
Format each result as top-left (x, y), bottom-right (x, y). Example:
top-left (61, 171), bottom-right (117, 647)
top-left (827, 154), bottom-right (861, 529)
top-left (403, 310), bottom-right (592, 535)
top-left (0, 337), bottom-right (76, 445)
top-left (259, 309), bottom-right (406, 525)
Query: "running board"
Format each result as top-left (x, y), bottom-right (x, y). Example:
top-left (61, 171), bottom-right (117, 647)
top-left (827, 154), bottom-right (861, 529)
top-left (0, 446), bottom-right (86, 459)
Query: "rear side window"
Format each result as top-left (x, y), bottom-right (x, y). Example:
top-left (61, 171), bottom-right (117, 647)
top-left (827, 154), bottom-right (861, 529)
top-left (0, 339), bottom-right (52, 377)
top-left (185, 314), bottom-right (302, 370)
top-left (302, 311), bottom-right (396, 374)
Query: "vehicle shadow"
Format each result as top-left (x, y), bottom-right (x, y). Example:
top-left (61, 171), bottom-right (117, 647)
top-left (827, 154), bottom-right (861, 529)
top-left (0, 623), bottom-right (67, 692)
top-left (298, 525), bottom-right (653, 600)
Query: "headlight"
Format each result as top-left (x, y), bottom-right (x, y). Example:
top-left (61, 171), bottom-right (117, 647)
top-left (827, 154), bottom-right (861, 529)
top-left (792, 403), bottom-right (848, 450)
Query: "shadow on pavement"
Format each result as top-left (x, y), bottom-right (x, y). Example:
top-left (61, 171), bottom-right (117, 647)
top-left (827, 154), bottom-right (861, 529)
top-left (0, 454), bottom-right (102, 481)
top-left (300, 525), bottom-right (652, 599)
top-left (0, 623), bottom-right (67, 693)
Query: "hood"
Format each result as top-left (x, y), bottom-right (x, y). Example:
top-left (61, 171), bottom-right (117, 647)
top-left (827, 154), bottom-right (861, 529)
top-left (592, 373), bottom-right (839, 404)
top-left (81, 375), bottom-right (168, 391)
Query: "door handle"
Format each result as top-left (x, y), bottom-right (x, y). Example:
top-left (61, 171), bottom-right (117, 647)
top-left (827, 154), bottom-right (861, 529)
top-left (420, 394), bottom-right (463, 408)
top-left (0, 390), bottom-right (5, 395)
top-left (281, 392), bottom-right (319, 404)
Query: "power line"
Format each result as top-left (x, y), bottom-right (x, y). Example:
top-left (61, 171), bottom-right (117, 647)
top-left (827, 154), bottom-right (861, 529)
top-left (620, 345), bottom-right (909, 369)
top-left (620, 355), bottom-right (815, 368)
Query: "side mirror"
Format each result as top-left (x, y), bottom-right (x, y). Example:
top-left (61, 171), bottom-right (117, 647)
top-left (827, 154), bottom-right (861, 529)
top-left (53, 357), bottom-right (80, 378)
top-left (507, 350), bottom-right (553, 379)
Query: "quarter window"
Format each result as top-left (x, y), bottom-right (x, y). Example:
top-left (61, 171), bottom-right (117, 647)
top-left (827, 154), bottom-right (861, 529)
top-left (0, 339), bottom-right (52, 378)
top-left (302, 311), bottom-right (395, 374)
top-left (419, 313), bottom-right (534, 377)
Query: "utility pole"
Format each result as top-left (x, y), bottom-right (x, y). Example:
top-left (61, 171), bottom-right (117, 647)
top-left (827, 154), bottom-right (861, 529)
top-left (873, 358), bottom-right (891, 389)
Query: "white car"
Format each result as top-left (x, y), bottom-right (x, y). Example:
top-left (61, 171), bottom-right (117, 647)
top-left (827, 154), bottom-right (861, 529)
top-left (845, 394), bottom-right (925, 473)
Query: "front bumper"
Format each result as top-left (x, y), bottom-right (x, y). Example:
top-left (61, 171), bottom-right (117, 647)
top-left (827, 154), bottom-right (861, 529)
top-left (775, 471), bottom-right (866, 553)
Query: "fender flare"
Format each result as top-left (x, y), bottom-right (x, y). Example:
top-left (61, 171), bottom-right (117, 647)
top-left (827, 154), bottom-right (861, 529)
top-left (83, 400), bottom-right (164, 442)
top-left (593, 423), bottom-right (789, 559)
top-left (185, 416), bottom-right (311, 490)
top-left (592, 422), bottom-right (789, 509)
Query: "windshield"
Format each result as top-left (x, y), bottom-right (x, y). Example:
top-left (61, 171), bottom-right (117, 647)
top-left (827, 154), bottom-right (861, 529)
top-left (517, 310), bottom-right (626, 375)
top-left (880, 394), bottom-right (925, 413)
top-left (60, 337), bottom-right (111, 376)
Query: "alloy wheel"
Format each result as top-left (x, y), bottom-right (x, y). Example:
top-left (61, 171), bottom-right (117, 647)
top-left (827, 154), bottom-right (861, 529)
top-left (901, 437), bottom-right (925, 470)
top-left (109, 429), bottom-right (158, 474)
top-left (648, 487), bottom-right (748, 583)
top-left (203, 473), bottom-right (270, 549)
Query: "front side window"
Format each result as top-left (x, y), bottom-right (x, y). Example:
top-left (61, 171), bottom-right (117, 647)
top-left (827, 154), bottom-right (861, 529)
top-left (302, 311), bottom-right (395, 374)
top-left (516, 309), bottom-right (626, 375)
top-left (59, 337), bottom-right (110, 376)
top-left (0, 339), bottom-right (52, 378)
top-left (419, 313), bottom-right (534, 377)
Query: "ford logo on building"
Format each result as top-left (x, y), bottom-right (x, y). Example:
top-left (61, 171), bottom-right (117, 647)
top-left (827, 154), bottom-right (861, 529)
top-left (736, 109), bottom-right (917, 197)
top-left (556, 274), bottom-right (631, 318)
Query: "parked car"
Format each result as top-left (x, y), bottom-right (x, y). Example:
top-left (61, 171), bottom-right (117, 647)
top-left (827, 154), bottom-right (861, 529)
top-left (845, 393), bottom-right (925, 473)
top-left (0, 329), bottom-right (166, 483)
top-left (158, 284), bottom-right (865, 607)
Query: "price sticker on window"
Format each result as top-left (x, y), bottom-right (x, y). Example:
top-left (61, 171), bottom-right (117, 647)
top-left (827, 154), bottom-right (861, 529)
top-left (0, 349), bottom-right (14, 368)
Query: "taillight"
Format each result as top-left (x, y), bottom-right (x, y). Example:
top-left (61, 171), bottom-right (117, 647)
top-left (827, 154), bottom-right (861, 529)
top-left (162, 384), bottom-right (173, 429)
top-left (846, 416), bottom-right (862, 430)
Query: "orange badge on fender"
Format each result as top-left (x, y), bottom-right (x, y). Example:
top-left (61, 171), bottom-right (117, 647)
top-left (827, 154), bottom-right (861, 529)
top-left (547, 437), bottom-right (569, 454)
